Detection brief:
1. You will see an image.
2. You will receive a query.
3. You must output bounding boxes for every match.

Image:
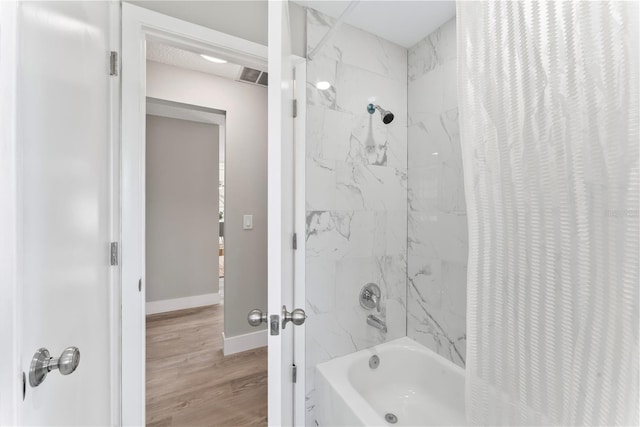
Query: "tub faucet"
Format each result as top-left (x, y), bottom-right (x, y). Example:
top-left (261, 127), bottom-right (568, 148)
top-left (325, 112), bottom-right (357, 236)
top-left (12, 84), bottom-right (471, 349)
top-left (367, 315), bottom-right (387, 333)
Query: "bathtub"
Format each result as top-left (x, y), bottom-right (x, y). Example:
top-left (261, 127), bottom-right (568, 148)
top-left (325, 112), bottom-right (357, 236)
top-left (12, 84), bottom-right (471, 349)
top-left (315, 337), bottom-right (467, 426)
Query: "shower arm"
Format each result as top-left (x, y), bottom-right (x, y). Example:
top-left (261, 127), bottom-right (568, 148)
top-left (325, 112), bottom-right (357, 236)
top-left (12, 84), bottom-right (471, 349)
top-left (307, 0), bottom-right (360, 61)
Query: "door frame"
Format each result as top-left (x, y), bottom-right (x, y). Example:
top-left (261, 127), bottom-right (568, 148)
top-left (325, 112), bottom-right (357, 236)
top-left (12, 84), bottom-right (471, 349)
top-left (120, 4), bottom-right (306, 425)
top-left (292, 59), bottom-right (307, 427)
top-left (0, 1), bottom-right (19, 424)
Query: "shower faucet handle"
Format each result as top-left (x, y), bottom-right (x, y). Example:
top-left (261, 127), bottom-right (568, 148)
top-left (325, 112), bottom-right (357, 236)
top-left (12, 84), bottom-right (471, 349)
top-left (360, 283), bottom-right (382, 312)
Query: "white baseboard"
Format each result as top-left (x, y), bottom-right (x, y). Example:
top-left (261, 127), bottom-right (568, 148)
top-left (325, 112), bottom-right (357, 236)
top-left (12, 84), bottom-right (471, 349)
top-left (146, 292), bottom-right (220, 315)
top-left (222, 329), bottom-right (267, 356)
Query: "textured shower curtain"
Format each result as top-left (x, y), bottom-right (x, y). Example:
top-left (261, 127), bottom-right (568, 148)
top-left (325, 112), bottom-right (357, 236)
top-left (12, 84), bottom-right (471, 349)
top-left (457, 1), bottom-right (639, 425)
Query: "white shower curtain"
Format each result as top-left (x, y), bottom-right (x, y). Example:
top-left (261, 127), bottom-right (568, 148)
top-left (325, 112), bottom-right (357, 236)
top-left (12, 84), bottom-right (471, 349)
top-left (458, 1), bottom-right (639, 425)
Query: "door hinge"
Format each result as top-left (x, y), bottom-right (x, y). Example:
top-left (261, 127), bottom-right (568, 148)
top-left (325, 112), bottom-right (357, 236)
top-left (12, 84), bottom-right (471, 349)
top-left (109, 51), bottom-right (118, 76)
top-left (110, 242), bottom-right (118, 266)
top-left (292, 364), bottom-right (297, 383)
top-left (292, 233), bottom-right (298, 250)
top-left (292, 99), bottom-right (297, 118)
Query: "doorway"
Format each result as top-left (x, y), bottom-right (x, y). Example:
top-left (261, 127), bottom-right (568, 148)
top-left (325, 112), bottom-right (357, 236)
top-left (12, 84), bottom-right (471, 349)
top-left (145, 98), bottom-right (224, 314)
top-left (120, 3), bottom-right (306, 424)
top-left (142, 40), bottom-right (269, 425)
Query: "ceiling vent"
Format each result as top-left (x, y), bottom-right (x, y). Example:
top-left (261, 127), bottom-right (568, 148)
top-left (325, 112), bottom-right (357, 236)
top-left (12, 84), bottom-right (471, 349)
top-left (238, 67), bottom-right (268, 87)
top-left (257, 71), bottom-right (269, 86)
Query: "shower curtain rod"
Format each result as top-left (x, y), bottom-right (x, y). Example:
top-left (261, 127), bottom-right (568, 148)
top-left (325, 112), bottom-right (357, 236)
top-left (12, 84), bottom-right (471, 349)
top-left (307, 0), bottom-right (360, 61)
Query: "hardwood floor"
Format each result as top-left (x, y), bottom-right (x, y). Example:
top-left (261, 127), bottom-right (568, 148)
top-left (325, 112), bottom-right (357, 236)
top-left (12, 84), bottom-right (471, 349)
top-left (146, 305), bottom-right (267, 426)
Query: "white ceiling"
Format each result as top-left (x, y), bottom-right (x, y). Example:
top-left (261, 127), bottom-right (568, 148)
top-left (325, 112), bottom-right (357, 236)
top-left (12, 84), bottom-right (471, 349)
top-left (145, 1), bottom-right (456, 78)
top-left (294, 0), bottom-right (456, 48)
top-left (146, 40), bottom-right (243, 81)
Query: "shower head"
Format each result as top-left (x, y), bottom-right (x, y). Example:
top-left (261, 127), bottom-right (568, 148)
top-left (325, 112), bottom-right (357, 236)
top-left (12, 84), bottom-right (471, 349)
top-left (367, 103), bottom-right (394, 124)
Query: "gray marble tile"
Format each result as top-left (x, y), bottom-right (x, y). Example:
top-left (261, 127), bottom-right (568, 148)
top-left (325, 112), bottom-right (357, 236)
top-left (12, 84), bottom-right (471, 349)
top-left (336, 163), bottom-right (407, 211)
top-left (408, 17), bottom-right (456, 81)
top-left (307, 8), bottom-right (407, 83)
top-left (406, 17), bottom-right (467, 369)
top-left (306, 210), bottom-right (377, 260)
top-left (334, 62), bottom-right (407, 119)
top-left (306, 55), bottom-right (338, 110)
top-left (304, 8), bottom-right (467, 424)
top-left (305, 158), bottom-right (336, 211)
top-left (305, 7), bottom-right (409, 423)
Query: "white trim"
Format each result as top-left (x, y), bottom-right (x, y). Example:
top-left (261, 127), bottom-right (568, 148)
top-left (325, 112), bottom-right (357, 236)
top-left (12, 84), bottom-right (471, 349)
top-left (146, 97), bottom-right (226, 125)
top-left (222, 330), bottom-right (267, 356)
top-left (146, 293), bottom-right (221, 315)
top-left (293, 59), bottom-right (307, 427)
top-left (121, 6), bottom-right (147, 424)
top-left (121, 4), bottom-right (268, 425)
top-left (108, 2), bottom-right (122, 425)
top-left (267, 2), bottom-right (286, 425)
top-left (0, 1), bottom-right (19, 424)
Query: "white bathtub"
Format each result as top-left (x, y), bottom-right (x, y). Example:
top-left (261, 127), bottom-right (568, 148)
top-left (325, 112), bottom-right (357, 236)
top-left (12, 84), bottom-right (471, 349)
top-left (315, 337), bottom-right (467, 426)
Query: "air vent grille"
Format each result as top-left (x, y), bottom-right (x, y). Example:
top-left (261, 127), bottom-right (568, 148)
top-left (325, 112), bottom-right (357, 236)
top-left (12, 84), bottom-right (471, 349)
top-left (257, 72), bottom-right (268, 86)
top-left (238, 67), bottom-right (268, 87)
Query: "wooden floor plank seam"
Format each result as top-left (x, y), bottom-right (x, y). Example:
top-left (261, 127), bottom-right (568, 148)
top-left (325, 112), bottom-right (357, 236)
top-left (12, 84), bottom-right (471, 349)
top-left (146, 305), bottom-right (267, 426)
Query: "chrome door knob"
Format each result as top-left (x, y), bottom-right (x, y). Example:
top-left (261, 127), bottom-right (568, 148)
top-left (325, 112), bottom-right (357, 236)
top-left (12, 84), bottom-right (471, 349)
top-left (247, 309), bottom-right (268, 327)
top-left (29, 346), bottom-right (80, 387)
top-left (282, 305), bottom-right (306, 329)
top-left (57, 347), bottom-right (81, 375)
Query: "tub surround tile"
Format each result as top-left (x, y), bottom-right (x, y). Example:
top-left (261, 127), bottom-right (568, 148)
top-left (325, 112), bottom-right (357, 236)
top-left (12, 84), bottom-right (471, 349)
top-left (407, 257), bottom-right (467, 366)
top-left (305, 158), bottom-right (336, 211)
top-left (306, 57), bottom-right (338, 110)
top-left (305, 8), bottom-right (408, 425)
top-left (408, 213), bottom-right (468, 264)
top-left (408, 17), bottom-right (457, 81)
top-left (306, 211), bottom-right (376, 260)
top-left (305, 10), bottom-right (466, 425)
top-left (407, 17), bottom-right (467, 369)
top-left (335, 163), bottom-right (407, 212)
top-left (307, 8), bottom-right (407, 83)
top-left (333, 63), bottom-right (407, 119)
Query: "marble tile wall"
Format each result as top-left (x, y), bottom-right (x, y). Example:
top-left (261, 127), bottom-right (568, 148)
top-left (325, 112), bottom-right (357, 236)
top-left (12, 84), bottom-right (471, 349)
top-left (407, 17), bottom-right (467, 368)
top-left (305, 8), bottom-right (408, 425)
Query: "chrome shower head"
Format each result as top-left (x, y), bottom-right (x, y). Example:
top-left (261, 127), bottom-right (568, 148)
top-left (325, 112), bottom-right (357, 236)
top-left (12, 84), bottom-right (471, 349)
top-left (367, 103), bottom-right (394, 124)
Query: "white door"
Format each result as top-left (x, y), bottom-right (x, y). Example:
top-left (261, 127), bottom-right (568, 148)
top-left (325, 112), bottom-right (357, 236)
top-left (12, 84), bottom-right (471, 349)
top-left (267, 0), bottom-right (298, 425)
top-left (16, 1), bottom-right (117, 425)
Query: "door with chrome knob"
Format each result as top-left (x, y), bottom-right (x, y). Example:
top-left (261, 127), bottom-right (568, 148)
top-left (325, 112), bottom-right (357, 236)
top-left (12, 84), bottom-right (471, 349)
top-left (14, 1), bottom-right (116, 425)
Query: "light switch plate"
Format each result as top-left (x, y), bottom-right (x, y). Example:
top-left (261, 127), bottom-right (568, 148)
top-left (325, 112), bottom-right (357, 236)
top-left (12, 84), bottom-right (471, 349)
top-left (243, 214), bottom-right (253, 230)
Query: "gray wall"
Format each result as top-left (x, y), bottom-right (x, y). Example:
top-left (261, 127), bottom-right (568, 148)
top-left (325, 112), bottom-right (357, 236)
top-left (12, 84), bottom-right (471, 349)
top-left (126, 0), bottom-right (307, 58)
top-left (146, 60), bottom-right (268, 338)
top-left (145, 115), bottom-right (219, 302)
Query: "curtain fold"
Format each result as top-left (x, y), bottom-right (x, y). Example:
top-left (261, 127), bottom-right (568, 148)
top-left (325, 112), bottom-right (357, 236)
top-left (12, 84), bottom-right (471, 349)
top-left (457, 1), bottom-right (639, 425)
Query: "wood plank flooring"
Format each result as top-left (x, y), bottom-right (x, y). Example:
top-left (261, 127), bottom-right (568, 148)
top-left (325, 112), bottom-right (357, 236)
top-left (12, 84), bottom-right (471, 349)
top-left (146, 305), bottom-right (267, 426)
